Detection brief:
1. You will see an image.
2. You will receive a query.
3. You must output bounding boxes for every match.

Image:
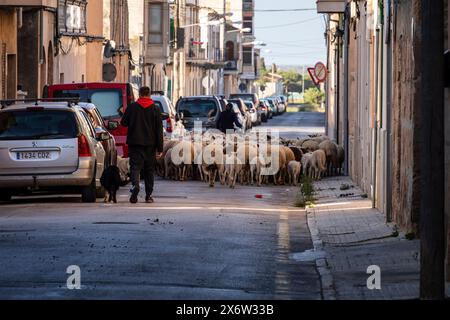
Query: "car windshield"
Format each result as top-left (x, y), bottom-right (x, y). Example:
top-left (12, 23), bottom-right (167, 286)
top-left (53, 89), bottom-right (123, 118)
top-left (178, 100), bottom-right (218, 118)
top-left (0, 110), bottom-right (78, 140)
top-left (230, 95), bottom-right (253, 102)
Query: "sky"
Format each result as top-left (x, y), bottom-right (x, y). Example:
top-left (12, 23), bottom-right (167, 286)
top-left (254, 0), bottom-right (327, 68)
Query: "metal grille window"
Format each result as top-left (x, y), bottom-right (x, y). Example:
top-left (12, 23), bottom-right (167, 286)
top-left (149, 3), bottom-right (163, 44)
top-left (243, 47), bottom-right (253, 65)
top-left (57, 0), bottom-right (87, 35)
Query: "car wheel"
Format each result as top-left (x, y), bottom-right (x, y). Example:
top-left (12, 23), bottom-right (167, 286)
top-left (81, 177), bottom-right (97, 203)
top-left (0, 191), bottom-right (12, 202)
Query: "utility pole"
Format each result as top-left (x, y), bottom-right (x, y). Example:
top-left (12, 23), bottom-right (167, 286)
top-left (302, 65), bottom-right (305, 99)
top-left (173, 0), bottom-right (186, 103)
top-left (420, 0), bottom-right (445, 300)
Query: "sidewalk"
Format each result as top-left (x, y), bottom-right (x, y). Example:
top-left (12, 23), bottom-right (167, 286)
top-left (306, 176), bottom-right (421, 300)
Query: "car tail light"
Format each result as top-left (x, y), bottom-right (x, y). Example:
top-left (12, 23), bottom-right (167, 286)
top-left (78, 134), bottom-right (92, 157)
top-left (166, 118), bottom-right (173, 133)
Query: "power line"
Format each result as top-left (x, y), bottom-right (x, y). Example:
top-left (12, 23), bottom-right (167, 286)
top-left (255, 17), bottom-right (321, 29)
top-left (254, 8), bottom-right (316, 12)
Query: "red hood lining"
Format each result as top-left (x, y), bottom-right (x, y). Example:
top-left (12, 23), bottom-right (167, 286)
top-left (136, 97), bottom-right (155, 108)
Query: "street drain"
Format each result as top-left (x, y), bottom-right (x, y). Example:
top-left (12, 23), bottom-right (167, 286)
top-left (290, 249), bottom-right (326, 262)
top-left (93, 222), bottom-right (139, 225)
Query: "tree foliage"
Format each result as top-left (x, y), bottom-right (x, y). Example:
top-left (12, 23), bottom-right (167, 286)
top-left (303, 87), bottom-right (325, 108)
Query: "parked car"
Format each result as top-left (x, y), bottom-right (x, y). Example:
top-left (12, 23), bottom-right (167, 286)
top-left (257, 100), bottom-right (269, 122)
top-left (229, 93), bottom-right (259, 107)
top-left (277, 95), bottom-right (287, 112)
top-left (43, 82), bottom-right (138, 157)
top-left (266, 98), bottom-right (280, 116)
top-left (260, 99), bottom-right (274, 119)
top-left (151, 94), bottom-right (185, 139)
top-left (175, 96), bottom-right (223, 131)
top-left (78, 102), bottom-right (117, 168)
top-left (0, 100), bottom-right (106, 203)
top-left (244, 101), bottom-right (260, 126)
top-left (228, 98), bottom-right (252, 131)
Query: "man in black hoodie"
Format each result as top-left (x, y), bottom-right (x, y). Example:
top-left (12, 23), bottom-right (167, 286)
top-left (217, 102), bottom-right (243, 133)
top-left (121, 87), bottom-right (163, 204)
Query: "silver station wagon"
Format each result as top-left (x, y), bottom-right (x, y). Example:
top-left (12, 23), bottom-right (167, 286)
top-left (0, 100), bottom-right (106, 202)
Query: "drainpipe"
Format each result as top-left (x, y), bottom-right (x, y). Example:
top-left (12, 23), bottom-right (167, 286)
top-left (335, 40), bottom-right (340, 145)
top-left (385, 0), bottom-right (393, 222)
top-left (343, 7), bottom-right (350, 176)
top-left (371, 18), bottom-right (381, 209)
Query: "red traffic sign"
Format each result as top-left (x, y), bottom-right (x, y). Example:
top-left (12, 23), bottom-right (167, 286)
top-left (314, 62), bottom-right (327, 83)
top-left (308, 67), bottom-right (320, 86)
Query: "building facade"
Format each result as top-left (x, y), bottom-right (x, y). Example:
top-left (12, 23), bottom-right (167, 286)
top-left (0, 5), bottom-right (18, 100)
top-left (317, 0), bottom-right (450, 281)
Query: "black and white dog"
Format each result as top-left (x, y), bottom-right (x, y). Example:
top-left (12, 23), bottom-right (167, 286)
top-left (100, 166), bottom-right (122, 203)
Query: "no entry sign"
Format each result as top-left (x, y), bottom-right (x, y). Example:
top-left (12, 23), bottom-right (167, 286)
top-left (314, 62), bottom-right (327, 83)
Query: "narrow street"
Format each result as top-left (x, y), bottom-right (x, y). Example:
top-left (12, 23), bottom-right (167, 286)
top-left (0, 111), bottom-right (325, 300)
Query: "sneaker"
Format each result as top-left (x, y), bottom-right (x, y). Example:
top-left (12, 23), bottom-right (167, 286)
top-left (130, 186), bottom-right (140, 204)
top-left (145, 195), bottom-right (154, 203)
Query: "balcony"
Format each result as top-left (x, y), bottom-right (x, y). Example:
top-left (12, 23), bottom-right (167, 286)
top-left (316, 0), bottom-right (346, 13)
top-left (0, 0), bottom-right (57, 7)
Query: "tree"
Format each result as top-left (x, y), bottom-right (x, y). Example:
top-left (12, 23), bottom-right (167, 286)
top-left (303, 87), bottom-right (325, 108)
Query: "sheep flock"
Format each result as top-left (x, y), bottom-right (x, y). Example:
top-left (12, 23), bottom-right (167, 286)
top-left (157, 132), bottom-right (344, 188)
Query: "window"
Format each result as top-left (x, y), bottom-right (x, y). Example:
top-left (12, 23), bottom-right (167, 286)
top-left (0, 111), bottom-right (78, 140)
top-left (53, 89), bottom-right (123, 118)
top-left (177, 100), bottom-right (218, 118)
top-left (149, 3), bottom-right (163, 44)
top-left (57, 0), bottom-right (87, 35)
top-left (243, 47), bottom-right (253, 65)
top-left (225, 41), bottom-right (235, 61)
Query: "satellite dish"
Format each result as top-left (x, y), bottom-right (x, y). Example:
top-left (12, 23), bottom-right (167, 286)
top-left (103, 63), bottom-right (117, 82)
top-left (202, 76), bottom-right (215, 89)
top-left (104, 40), bottom-right (116, 58)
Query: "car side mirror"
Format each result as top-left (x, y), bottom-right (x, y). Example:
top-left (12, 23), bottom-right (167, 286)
top-left (176, 112), bottom-right (184, 122)
top-left (108, 121), bottom-right (119, 130)
top-left (161, 112), bottom-right (170, 121)
top-left (96, 129), bottom-right (110, 141)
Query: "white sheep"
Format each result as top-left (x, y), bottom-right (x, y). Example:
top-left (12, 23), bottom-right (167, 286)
top-left (287, 160), bottom-right (302, 186)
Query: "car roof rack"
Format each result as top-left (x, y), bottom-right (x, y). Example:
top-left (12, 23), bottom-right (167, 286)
top-left (0, 98), bottom-right (80, 109)
top-left (151, 91), bottom-right (165, 96)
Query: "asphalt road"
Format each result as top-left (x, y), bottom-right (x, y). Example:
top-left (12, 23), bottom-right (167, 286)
top-left (0, 111), bottom-right (326, 300)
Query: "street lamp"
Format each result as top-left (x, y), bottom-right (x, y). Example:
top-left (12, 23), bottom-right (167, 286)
top-left (179, 20), bottom-right (222, 29)
top-left (242, 41), bottom-right (267, 47)
top-left (227, 27), bottom-right (251, 34)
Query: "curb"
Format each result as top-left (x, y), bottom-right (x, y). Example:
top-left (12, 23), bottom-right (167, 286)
top-left (306, 206), bottom-right (337, 300)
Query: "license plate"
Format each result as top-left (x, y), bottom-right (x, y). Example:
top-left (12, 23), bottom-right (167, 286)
top-left (16, 151), bottom-right (51, 160)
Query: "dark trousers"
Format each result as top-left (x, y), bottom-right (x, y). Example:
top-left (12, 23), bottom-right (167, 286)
top-left (128, 145), bottom-right (156, 196)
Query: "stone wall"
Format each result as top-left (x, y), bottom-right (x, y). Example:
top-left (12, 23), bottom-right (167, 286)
top-left (390, 0), bottom-right (421, 234)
